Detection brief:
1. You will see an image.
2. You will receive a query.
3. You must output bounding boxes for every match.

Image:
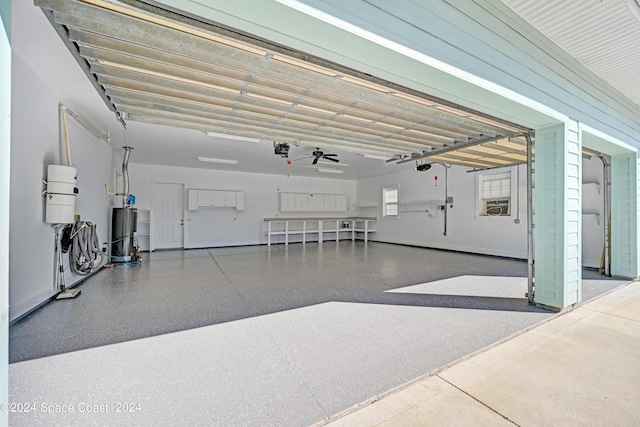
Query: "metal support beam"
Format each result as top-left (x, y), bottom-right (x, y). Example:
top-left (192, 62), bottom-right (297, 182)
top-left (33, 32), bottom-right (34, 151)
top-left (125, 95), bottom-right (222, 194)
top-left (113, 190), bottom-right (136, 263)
top-left (525, 132), bottom-right (535, 304)
top-left (396, 133), bottom-right (522, 164)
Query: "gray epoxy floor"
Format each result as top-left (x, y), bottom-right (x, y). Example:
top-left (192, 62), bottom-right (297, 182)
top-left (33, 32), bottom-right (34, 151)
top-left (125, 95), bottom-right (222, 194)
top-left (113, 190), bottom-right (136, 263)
top-left (9, 242), bottom-right (627, 426)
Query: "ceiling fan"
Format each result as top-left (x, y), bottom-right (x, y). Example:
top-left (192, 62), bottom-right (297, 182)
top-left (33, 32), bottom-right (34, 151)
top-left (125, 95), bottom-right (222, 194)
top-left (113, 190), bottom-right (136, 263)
top-left (296, 147), bottom-right (340, 165)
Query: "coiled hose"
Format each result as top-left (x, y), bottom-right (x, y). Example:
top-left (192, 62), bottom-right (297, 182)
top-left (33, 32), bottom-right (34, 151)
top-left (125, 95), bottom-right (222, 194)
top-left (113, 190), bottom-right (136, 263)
top-left (68, 221), bottom-right (103, 275)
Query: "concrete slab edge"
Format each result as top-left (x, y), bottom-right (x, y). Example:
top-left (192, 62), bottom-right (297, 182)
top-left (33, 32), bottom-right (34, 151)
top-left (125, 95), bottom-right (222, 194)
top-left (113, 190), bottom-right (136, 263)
top-left (313, 279), bottom-right (635, 426)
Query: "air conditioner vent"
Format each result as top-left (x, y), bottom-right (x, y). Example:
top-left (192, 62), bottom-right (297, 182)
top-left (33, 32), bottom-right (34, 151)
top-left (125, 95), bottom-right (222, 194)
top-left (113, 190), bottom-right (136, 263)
top-left (483, 198), bottom-right (510, 216)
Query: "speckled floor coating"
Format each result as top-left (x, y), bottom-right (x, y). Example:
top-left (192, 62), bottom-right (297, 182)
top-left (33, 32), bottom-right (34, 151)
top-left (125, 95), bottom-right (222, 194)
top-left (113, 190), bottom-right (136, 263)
top-left (9, 242), bottom-right (627, 426)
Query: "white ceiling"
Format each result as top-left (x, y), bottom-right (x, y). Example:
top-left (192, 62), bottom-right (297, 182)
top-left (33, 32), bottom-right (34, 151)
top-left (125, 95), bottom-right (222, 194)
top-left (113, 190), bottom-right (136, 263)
top-left (503, 0), bottom-right (640, 107)
top-left (20, 0), bottom-right (640, 179)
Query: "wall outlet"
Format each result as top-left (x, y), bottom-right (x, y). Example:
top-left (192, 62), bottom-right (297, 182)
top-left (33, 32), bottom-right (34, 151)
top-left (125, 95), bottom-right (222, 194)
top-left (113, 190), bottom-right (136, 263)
top-left (514, 218), bottom-right (520, 224)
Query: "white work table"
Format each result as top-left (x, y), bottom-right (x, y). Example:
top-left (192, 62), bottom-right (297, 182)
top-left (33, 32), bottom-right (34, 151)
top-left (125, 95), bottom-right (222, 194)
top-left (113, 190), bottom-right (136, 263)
top-left (264, 217), bottom-right (377, 246)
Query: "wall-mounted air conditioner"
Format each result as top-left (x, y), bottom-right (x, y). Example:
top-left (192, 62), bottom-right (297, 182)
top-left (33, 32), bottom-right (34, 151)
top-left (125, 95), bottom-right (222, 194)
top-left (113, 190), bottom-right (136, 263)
top-left (482, 198), bottom-right (511, 216)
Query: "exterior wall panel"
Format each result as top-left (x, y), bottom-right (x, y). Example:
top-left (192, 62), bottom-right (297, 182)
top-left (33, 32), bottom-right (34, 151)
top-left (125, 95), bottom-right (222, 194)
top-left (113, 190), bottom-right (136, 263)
top-left (534, 122), bottom-right (581, 308)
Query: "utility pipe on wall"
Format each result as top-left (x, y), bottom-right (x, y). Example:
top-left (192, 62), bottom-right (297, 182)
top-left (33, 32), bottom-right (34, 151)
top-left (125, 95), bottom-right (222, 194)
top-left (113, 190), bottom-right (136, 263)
top-left (121, 146), bottom-right (133, 207)
top-left (59, 105), bottom-right (110, 167)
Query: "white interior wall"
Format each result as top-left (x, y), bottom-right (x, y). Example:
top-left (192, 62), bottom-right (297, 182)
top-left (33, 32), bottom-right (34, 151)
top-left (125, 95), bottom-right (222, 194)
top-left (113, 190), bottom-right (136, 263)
top-left (10, 54), bottom-right (65, 320)
top-left (9, 40), bottom-right (119, 320)
top-left (128, 164), bottom-right (357, 248)
top-left (9, 54), bottom-right (115, 322)
top-left (357, 164), bottom-right (529, 258)
top-left (358, 158), bottom-right (605, 265)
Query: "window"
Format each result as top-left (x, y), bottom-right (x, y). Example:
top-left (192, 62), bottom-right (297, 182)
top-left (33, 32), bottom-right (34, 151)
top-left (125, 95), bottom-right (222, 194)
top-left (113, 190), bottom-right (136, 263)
top-left (479, 171), bottom-right (511, 216)
top-left (383, 186), bottom-right (398, 217)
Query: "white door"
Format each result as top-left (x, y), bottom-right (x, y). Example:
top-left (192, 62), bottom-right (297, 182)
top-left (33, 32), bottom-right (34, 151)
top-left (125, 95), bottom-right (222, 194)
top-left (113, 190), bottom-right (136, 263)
top-left (154, 183), bottom-right (184, 249)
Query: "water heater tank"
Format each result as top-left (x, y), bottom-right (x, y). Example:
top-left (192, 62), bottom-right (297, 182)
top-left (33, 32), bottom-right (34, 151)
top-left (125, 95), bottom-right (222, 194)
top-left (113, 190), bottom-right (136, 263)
top-left (45, 165), bottom-right (78, 224)
top-left (111, 207), bottom-right (138, 260)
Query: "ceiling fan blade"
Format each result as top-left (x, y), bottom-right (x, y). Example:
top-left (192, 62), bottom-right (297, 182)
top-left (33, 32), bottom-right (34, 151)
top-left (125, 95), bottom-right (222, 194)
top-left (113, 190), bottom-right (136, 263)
top-left (323, 156), bottom-right (340, 162)
top-left (323, 153), bottom-right (338, 157)
top-left (312, 157), bottom-right (319, 165)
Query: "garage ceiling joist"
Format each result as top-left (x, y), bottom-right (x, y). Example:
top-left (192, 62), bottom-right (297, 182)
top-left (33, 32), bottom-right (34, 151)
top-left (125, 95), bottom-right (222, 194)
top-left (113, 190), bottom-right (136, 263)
top-left (36, 0), bottom-right (534, 168)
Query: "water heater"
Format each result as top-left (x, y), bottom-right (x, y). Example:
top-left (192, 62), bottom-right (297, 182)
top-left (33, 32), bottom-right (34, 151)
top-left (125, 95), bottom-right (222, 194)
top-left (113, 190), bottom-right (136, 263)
top-left (45, 165), bottom-right (78, 224)
top-left (111, 207), bottom-right (137, 260)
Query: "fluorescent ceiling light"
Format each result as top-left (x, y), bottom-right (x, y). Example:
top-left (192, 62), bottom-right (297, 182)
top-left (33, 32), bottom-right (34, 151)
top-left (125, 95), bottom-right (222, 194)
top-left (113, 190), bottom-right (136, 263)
top-left (205, 132), bottom-right (262, 143)
top-left (301, 162), bottom-right (349, 169)
top-left (361, 154), bottom-right (392, 160)
top-left (197, 156), bottom-right (239, 165)
top-left (317, 160), bottom-right (349, 167)
top-left (316, 168), bottom-right (343, 174)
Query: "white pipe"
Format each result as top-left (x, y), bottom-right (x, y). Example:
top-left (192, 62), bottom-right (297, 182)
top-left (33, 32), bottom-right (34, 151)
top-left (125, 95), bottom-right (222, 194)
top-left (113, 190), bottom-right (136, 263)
top-left (60, 105), bottom-right (111, 167)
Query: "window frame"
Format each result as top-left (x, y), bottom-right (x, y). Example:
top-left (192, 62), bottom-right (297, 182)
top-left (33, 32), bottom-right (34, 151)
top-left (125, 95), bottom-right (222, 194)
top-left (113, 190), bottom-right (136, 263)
top-left (382, 186), bottom-right (399, 217)
top-left (476, 169), bottom-right (514, 217)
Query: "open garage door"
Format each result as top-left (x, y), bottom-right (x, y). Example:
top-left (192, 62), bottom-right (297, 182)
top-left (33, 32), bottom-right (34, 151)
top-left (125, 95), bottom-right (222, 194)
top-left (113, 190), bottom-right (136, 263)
top-left (36, 0), bottom-right (530, 161)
